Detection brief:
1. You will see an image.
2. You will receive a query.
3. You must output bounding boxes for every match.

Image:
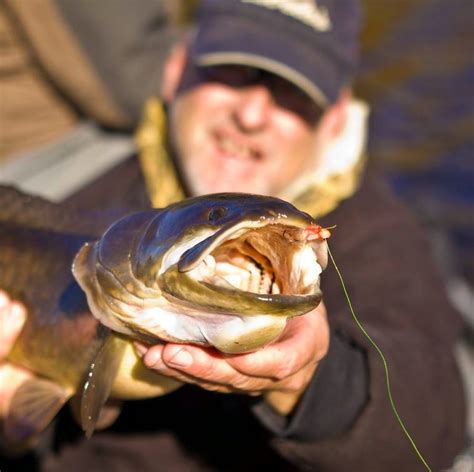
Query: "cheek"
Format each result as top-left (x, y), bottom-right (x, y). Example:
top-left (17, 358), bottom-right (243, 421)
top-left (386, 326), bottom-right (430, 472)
top-left (272, 117), bottom-right (316, 171)
top-left (277, 114), bottom-right (314, 151)
top-left (171, 96), bottom-right (203, 151)
top-left (171, 87), bottom-right (232, 154)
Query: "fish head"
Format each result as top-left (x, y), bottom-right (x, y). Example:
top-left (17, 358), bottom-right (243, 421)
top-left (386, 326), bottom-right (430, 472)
top-left (73, 194), bottom-right (329, 353)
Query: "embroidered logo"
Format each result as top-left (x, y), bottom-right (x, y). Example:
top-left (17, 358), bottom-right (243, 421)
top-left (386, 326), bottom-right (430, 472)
top-left (241, 0), bottom-right (332, 31)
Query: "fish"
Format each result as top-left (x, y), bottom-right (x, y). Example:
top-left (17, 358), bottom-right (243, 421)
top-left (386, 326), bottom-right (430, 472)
top-left (1, 192), bottom-right (328, 443)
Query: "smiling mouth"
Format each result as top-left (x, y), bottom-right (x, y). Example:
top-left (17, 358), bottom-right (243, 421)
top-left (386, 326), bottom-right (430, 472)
top-left (186, 224), bottom-right (323, 298)
top-left (214, 131), bottom-right (263, 162)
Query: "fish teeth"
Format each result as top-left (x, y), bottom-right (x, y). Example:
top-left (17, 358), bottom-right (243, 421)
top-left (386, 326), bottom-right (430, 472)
top-left (188, 255), bottom-right (217, 281)
top-left (203, 255), bottom-right (216, 271)
top-left (291, 246), bottom-right (322, 293)
top-left (259, 272), bottom-right (273, 294)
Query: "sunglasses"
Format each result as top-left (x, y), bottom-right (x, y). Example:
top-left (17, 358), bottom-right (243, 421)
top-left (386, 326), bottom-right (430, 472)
top-left (200, 64), bottom-right (325, 124)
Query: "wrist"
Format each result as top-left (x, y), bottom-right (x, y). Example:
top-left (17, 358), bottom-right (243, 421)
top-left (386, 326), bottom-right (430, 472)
top-left (252, 331), bottom-right (369, 440)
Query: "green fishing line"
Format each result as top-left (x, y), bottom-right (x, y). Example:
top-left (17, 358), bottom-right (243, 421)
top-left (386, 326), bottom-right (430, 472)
top-left (326, 243), bottom-right (432, 472)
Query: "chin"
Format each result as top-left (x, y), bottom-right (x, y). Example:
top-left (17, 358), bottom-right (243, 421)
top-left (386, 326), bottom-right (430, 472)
top-left (185, 165), bottom-right (275, 196)
top-left (192, 182), bottom-right (254, 197)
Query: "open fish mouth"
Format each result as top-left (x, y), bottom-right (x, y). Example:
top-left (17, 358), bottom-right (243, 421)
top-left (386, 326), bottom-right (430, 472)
top-left (186, 223), bottom-right (324, 295)
top-left (159, 220), bottom-right (327, 316)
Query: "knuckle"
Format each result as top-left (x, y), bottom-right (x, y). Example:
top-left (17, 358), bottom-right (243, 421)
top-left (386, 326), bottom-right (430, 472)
top-left (197, 363), bottom-right (217, 379)
top-left (231, 377), bottom-right (247, 390)
top-left (273, 359), bottom-right (297, 380)
top-left (228, 355), bottom-right (257, 374)
top-left (232, 376), bottom-right (260, 392)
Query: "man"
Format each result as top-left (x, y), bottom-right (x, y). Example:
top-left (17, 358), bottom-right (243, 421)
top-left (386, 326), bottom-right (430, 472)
top-left (0, 1), bottom-right (466, 470)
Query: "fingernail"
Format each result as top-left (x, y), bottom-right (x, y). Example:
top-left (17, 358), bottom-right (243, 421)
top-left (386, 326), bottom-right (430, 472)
top-left (167, 349), bottom-right (193, 368)
top-left (144, 350), bottom-right (165, 370)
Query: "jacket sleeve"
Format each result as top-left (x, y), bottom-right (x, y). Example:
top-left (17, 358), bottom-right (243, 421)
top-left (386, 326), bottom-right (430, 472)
top-left (252, 169), bottom-right (466, 471)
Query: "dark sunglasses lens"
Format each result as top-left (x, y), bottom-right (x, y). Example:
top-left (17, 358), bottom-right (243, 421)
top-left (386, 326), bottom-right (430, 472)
top-left (201, 65), bottom-right (324, 124)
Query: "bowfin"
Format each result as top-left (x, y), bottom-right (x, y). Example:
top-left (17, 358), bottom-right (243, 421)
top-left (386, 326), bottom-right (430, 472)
top-left (5, 377), bottom-right (71, 444)
top-left (80, 330), bottom-right (126, 438)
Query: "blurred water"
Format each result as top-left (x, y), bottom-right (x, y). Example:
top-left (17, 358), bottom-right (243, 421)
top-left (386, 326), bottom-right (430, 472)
top-left (358, 2), bottom-right (474, 468)
top-left (358, 0), bottom-right (474, 296)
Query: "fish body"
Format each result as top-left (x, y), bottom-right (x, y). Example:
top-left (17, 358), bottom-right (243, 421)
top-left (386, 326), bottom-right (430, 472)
top-left (1, 193), bottom-right (327, 442)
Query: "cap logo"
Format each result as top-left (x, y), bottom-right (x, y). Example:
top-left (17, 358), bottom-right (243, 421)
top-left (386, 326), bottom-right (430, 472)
top-left (241, 0), bottom-right (331, 31)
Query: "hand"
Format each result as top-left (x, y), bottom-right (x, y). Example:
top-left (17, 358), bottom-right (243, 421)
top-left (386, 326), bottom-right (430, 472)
top-left (0, 291), bottom-right (34, 445)
top-left (135, 302), bottom-right (330, 415)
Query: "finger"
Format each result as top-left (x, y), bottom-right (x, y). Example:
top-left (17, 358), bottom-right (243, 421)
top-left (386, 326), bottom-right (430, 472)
top-left (144, 342), bottom-right (316, 396)
top-left (0, 293), bottom-right (26, 360)
top-left (142, 343), bottom-right (269, 393)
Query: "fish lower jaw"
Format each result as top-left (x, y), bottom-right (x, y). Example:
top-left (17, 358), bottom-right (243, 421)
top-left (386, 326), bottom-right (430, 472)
top-left (115, 306), bottom-right (287, 354)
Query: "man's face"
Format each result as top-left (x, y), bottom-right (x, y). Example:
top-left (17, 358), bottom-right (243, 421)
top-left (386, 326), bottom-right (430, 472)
top-left (168, 63), bottom-right (325, 197)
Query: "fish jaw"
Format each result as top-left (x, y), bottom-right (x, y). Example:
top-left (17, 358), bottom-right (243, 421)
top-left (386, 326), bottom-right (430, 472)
top-left (159, 219), bottom-right (326, 316)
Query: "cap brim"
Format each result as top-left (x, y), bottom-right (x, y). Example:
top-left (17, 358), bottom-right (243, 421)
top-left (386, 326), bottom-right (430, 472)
top-left (195, 51), bottom-right (328, 107)
top-left (190, 14), bottom-right (343, 107)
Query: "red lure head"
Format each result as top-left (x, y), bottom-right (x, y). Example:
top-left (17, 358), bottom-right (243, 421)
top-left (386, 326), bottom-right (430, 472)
top-left (304, 225), bottom-right (332, 241)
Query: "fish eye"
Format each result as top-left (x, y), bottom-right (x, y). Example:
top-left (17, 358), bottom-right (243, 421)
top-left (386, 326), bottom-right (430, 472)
top-left (208, 206), bottom-right (227, 222)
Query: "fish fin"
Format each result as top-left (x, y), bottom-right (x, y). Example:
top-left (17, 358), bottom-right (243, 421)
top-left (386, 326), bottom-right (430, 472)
top-left (70, 396), bottom-right (122, 431)
top-left (94, 399), bottom-right (123, 430)
top-left (80, 331), bottom-right (126, 438)
top-left (5, 378), bottom-right (71, 444)
top-left (71, 241), bottom-right (94, 283)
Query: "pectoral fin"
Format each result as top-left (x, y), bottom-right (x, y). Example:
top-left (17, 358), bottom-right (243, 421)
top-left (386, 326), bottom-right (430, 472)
top-left (80, 330), bottom-right (126, 438)
top-left (5, 378), bottom-right (71, 444)
top-left (70, 396), bottom-right (122, 431)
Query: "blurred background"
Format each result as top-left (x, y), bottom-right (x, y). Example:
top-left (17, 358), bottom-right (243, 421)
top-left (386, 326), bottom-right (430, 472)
top-left (359, 4), bottom-right (474, 468)
top-left (1, 0), bottom-right (473, 468)
top-left (357, 0), bottom-right (473, 330)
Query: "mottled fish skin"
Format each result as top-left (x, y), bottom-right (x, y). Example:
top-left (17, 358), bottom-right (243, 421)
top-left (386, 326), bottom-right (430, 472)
top-left (1, 223), bottom-right (101, 390)
top-left (0, 185), bottom-right (138, 390)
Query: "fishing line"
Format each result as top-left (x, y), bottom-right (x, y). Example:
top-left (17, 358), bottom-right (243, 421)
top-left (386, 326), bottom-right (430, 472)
top-left (326, 242), bottom-right (432, 472)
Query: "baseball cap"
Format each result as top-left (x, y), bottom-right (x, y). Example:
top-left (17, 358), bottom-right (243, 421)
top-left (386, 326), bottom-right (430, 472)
top-left (189, 0), bottom-right (362, 107)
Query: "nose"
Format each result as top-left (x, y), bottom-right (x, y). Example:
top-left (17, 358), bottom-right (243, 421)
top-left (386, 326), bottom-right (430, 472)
top-left (232, 85), bottom-right (273, 132)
